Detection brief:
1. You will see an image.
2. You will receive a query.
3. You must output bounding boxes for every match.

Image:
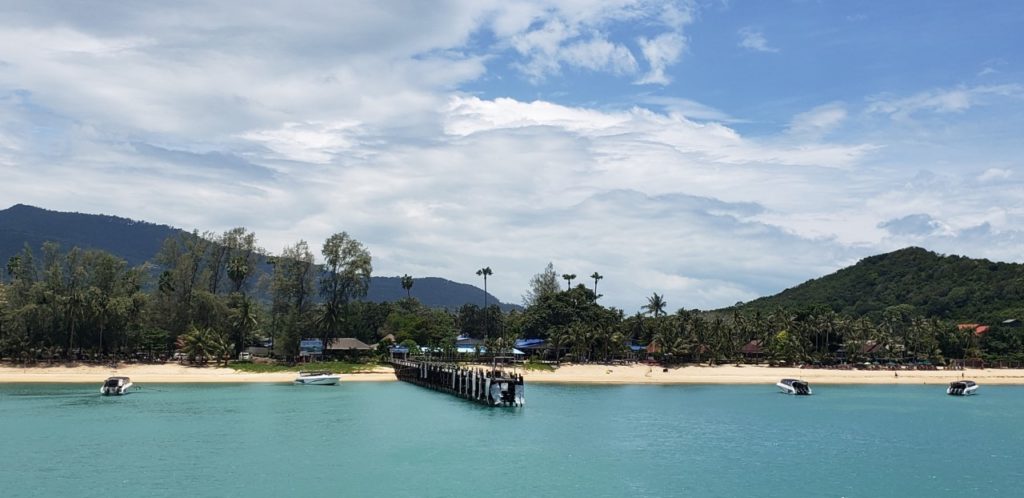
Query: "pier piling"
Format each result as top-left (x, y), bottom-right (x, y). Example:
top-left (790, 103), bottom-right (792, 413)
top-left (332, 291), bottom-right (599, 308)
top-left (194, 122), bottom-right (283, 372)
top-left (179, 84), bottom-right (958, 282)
top-left (390, 359), bottom-right (525, 407)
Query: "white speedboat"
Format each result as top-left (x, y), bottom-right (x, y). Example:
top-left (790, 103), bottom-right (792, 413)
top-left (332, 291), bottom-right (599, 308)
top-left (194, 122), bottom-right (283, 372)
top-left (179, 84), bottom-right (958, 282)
top-left (776, 378), bottom-right (812, 395)
top-left (947, 380), bottom-right (978, 396)
top-left (100, 376), bottom-right (133, 395)
top-left (294, 371), bottom-right (340, 385)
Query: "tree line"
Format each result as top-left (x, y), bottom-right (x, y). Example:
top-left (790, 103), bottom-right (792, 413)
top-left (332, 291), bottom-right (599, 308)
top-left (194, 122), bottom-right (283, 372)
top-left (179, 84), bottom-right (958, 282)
top-left (1, 236), bottom-right (1020, 366)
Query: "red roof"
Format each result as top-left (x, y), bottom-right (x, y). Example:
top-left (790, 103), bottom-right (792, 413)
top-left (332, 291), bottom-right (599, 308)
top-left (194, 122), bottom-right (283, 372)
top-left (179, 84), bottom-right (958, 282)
top-left (958, 323), bottom-right (989, 336)
top-left (741, 340), bottom-right (763, 354)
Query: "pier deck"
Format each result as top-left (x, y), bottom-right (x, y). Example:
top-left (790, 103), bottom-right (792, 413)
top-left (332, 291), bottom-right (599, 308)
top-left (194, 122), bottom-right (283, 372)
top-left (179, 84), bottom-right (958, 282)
top-left (391, 359), bottom-right (525, 407)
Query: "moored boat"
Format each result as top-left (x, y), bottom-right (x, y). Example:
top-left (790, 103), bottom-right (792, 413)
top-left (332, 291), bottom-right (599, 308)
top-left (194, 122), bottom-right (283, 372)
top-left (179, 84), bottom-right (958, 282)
top-left (100, 376), bottom-right (133, 395)
top-left (294, 371), bottom-right (340, 385)
top-left (776, 378), bottom-right (812, 395)
top-left (947, 380), bottom-right (978, 396)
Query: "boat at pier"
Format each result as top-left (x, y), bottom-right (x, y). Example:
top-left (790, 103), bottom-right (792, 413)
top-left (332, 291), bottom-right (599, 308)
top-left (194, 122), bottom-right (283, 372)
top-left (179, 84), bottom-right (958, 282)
top-left (100, 376), bottom-right (133, 395)
top-left (776, 378), bottom-right (812, 395)
top-left (391, 359), bottom-right (524, 407)
top-left (947, 380), bottom-right (978, 396)
top-left (294, 371), bottom-right (340, 385)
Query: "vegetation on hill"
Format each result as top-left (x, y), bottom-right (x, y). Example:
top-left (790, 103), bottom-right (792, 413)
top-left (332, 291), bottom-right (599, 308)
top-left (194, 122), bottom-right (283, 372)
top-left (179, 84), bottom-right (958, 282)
top-left (0, 204), bottom-right (516, 310)
top-left (1, 206), bottom-right (1022, 368)
top-left (731, 247), bottom-right (1024, 323)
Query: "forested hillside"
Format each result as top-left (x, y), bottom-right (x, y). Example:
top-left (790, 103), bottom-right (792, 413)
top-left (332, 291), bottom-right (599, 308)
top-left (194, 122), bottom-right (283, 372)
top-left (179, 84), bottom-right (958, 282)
top-left (733, 247), bottom-right (1024, 322)
top-left (0, 204), bottom-right (180, 266)
top-left (0, 204), bottom-right (513, 309)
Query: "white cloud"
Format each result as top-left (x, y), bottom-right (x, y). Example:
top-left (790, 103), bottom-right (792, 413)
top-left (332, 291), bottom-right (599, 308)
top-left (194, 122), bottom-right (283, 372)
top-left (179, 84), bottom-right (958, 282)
top-left (867, 84), bottom-right (1024, 120)
top-left (560, 36), bottom-right (638, 74)
top-left (637, 96), bottom-right (740, 122)
top-left (977, 168), bottom-right (1012, 182)
top-left (635, 33), bottom-right (686, 85)
top-left (737, 27), bottom-right (778, 53)
top-left (2, 1), bottom-right (1023, 313)
top-left (787, 102), bottom-right (847, 138)
top-left (504, 1), bottom-right (693, 83)
top-left (239, 121), bottom-right (364, 164)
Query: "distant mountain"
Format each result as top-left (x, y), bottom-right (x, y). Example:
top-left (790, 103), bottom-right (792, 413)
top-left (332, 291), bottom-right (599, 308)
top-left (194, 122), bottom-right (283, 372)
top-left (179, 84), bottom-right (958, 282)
top-left (366, 276), bottom-right (519, 312)
top-left (730, 247), bottom-right (1024, 321)
top-left (0, 204), bottom-right (182, 266)
top-left (0, 204), bottom-right (517, 310)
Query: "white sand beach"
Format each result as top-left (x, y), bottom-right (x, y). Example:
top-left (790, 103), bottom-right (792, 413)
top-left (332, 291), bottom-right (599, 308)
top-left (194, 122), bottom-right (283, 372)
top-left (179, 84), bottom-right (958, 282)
top-left (522, 363), bottom-right (1024, 385)
top-left (2, 362), bottom-right (1019, 385)
top-left (0, 363), bottom-right (396, 383)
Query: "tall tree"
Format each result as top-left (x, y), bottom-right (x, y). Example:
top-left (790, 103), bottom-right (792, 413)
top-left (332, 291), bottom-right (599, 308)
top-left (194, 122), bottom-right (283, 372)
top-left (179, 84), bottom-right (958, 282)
top-left (643, 292), bottom-right (667, 318)
top-left (476, 267), bottom-right (493, 339)
top-left (562, 273), bottom-right (576, 290)
top-left (400, 274), bottom-right (414, 299)
top-left (590, 272), bottom-right (603, 296)
top-left (522, 262), bottom-right (560, 307)
top-left (318, 232), bottom-right (373, 354)
top-left (269, 240), bottom-right (316, 357)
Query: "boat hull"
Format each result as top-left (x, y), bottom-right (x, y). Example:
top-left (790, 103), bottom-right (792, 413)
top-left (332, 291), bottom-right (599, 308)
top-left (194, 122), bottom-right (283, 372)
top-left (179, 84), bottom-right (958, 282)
top-left (947, 386), bottom-right (978, 396)
top-left (100, 382), bottom-right (133, 395)
top-left (294, 376), bottom-right (339, 386)
top-left (776, 380), bottom-right (812, 395)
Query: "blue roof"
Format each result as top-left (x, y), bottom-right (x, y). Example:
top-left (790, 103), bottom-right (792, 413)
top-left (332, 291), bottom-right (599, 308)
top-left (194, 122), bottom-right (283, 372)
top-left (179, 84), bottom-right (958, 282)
top-left (516, 339), bottom-right (546, 348)
top-left (629, 345), bottom-right (646, 352)
top-left (389, 346), bottom-right (409, 354)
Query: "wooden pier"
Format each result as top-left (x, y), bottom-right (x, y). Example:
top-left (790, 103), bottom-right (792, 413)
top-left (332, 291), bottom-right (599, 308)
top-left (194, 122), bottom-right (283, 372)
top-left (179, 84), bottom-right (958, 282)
top-left (391, 359), bottom-right (525, 407)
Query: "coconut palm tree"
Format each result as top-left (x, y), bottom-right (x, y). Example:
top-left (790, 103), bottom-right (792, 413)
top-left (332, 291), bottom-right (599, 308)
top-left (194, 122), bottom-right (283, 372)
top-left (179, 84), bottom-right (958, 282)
top-left (562, 273), bottom-right (576, 290)
top-left (230, 295), bottom-right (259, 356)
top-left (400, 274), bottom-right (414, 299)
top-left (642, 292), bottom-right (667, 318)
top-left (590, 272), bottom-right (603, 297)
top-left (476, 267), bottom-right (492, 338)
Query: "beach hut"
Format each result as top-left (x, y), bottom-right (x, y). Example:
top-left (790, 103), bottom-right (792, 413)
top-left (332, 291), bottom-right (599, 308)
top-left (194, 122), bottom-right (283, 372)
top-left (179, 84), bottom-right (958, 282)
top-left (326, 337), bottom-right (373, 359)
top-left (741, 340), bottom-right (764, 363)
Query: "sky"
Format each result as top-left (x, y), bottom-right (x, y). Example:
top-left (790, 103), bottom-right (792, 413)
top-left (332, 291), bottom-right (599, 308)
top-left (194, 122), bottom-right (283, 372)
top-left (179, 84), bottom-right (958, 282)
top-left (1, 1), bottom-right (1022, 313)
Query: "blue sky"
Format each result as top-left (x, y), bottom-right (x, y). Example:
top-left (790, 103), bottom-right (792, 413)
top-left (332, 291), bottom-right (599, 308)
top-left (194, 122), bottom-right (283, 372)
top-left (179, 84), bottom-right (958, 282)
top-left (1, 1), bottom-right (1022, 312)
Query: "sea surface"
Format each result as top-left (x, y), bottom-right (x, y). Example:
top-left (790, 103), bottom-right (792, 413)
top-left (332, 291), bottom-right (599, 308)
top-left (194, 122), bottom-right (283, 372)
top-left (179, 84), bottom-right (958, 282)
top-left (1, 381), bottom-right (1021, 497)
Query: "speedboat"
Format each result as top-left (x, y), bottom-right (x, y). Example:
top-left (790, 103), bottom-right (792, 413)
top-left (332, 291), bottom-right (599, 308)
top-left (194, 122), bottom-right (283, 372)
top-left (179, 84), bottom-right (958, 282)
top-left (776, 378), bottom-right (812, 395)
top-left (100, 376), bottom-right (133, 395)
top-left (947, 380), bottom-right (978, 396)
top-left (293, 371), bottom-right (340, 385)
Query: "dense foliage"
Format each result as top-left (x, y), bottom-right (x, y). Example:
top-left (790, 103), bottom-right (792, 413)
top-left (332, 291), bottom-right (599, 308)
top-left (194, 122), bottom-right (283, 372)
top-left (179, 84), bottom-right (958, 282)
top-left (733, 247), bottom-right (1024, 323)
top-left (0, 204), bottom-right (519, 311)
top-left (1, 234), bottom-right (1022, 367)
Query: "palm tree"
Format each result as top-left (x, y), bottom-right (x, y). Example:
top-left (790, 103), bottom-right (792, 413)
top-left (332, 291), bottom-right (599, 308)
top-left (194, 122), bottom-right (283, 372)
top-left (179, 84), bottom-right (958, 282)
top-left (476, 267), bottom-right (492, 339)
top-left (230, 295), bottom-right (259, 356)
top-left (590, 272), bottom-right (603, 296)
top-left (400, 274), bottom-right (414, 299)
top-left (643, 292), bottom-right (667, 318)
top-left (562, 273), bottom-right (576, 290)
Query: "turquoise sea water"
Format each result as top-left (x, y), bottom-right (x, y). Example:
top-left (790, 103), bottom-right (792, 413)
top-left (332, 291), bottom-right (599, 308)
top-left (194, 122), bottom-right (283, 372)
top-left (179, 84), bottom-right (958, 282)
top-left (1, 382), bottom-right (1022, 497)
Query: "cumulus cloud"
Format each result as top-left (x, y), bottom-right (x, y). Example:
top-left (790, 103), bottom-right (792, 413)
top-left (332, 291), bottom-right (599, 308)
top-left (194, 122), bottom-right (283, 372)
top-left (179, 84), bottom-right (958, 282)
top-left (977, 168), bottom-right (1012, 182)
top-left (504, 0), bottom-right (693, 83)
top-left (635, 33), bottom-right (687, 84)
top-left (737, 27), bottom-right (778, 53)
top-left (2, 1), bottom-right (1023, 312)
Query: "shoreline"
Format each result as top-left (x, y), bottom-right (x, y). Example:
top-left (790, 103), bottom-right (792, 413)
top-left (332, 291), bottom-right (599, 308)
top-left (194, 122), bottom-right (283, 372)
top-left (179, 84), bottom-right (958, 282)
top-left (3, 362), bottom-right (1024, 385)
top-left (0, 363), bottom-right (396, 383)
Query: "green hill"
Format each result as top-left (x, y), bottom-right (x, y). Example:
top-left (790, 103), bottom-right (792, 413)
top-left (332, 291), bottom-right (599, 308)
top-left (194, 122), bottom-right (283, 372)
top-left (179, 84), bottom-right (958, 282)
top-left (0, 204), bottom-right (516, 310)
top-left (731, 247), bottom-right (1024, 321)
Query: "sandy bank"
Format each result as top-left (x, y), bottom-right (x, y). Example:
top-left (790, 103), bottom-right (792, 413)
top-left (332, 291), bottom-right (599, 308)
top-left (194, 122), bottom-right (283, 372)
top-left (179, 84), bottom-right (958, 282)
top-left (0, 363), bottom-right (396, 383)
top-left (3, 362), bottom-right (1023, 385)
top-left (522, 363), bottom-right (1024, 385)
